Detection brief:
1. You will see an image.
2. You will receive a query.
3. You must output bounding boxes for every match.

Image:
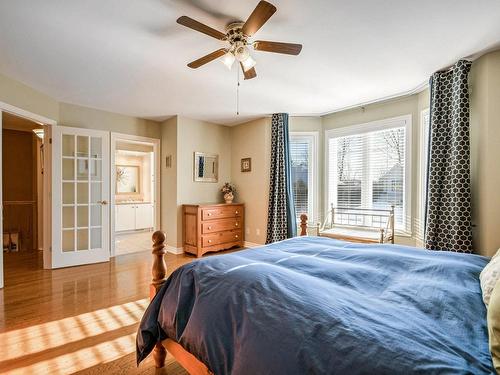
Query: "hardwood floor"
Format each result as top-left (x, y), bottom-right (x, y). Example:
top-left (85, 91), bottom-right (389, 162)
top-left (115, 231), bottom-right (154, 256)
top-left (0, 247), bottom-right (239, 374)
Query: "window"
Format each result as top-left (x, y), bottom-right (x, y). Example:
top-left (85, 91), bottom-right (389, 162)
top-left (290, 133), bottom-right (317, 222)
top-left (326, 116), bottom-right (411, 232)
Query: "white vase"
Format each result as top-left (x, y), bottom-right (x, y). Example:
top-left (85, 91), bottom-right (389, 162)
top-left (224, 192), bottom-right (234, 204)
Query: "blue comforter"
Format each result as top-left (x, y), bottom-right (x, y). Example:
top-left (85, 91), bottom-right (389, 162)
top-left (137, 237), bottom-right (494, 374)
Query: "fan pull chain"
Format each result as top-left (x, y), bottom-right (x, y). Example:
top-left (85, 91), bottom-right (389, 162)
top-left (236, 66), bottom-right (240, 116)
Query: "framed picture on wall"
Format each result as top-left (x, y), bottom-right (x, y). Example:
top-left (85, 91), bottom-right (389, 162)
top-left (241, 158), bottom-right (251, 172)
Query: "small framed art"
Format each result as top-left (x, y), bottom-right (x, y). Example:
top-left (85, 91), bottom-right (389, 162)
top-left (241, 158), bottom-right (251, 172)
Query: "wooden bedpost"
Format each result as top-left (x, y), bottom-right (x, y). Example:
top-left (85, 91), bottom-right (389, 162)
top-left (151, 231), bottom-right (167, 369)
top-left (300, 214), bottom-right (308, 236)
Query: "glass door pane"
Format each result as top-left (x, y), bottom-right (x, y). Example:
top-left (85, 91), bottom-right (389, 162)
top-left (89, 136), bottom-right (103, 253)
top-left (53, 127), bottom-right (109, 268)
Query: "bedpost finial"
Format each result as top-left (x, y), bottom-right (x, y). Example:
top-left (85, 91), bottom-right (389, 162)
top-left (300, 214), bottom-right (308, 236)
top-left (152, 230), bottom-right (166, 246)
top-left (150, 231), bottom-right (167, 300)
top-left (151, 230), bottom-right (168, 368)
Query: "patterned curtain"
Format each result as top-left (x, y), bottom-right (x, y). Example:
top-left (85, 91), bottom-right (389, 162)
top-left (425, 60), bottom-right (473, 253)
top-left (266, 113), bottom-right (297, 243)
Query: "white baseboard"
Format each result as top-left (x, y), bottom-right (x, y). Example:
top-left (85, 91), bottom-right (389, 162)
top-left (244, 241), bottom-right (262, 248)
top-left (166, 246), bottom-right (184, 255)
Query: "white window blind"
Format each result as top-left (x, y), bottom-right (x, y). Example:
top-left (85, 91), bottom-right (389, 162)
top-left (290, 134), bottom-right (316, 221)
top-left (327, 118), bottom-right (410, 231)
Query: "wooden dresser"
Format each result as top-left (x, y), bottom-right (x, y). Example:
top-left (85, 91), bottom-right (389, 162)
top-left (182, 203), bottom-right (244, 257)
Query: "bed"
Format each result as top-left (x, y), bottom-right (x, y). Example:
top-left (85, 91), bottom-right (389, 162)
top-left (137, 223), bottom-right (494, 374)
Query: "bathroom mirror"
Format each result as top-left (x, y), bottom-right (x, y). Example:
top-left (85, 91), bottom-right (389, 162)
top-left (116, 165), bottom-right (140, 194)
top-left (194, 152), bottom-right (218, 182)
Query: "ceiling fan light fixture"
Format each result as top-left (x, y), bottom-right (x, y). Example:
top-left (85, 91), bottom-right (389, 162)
top-left (178, 1), bottom-right (302, 81)
top-left (234, 43), bottom-right (250, 62)
top-left (222, 51), bottom-right (235, 70)
top-left (240, 54), bottom-right (256, 72)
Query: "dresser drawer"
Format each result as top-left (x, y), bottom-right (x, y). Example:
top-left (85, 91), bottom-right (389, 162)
top-left (202, 205), bottom-right (243, 220)
top-left (202, 218), bottom-right (242, 234)
top-left (183, 203), bottom-right (244, 258)
top-left (202, 230), bottom-right (242, 247)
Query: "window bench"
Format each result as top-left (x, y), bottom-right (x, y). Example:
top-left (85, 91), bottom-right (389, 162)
top-left (312, 205), bottom-right (395, 244)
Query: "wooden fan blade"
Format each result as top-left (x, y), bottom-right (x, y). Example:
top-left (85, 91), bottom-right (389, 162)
top-left (188, 48), bottom-right (226, 68)
top-left (177, 16), bottom-right (226, 40)
top-left (241, 1), bottom-right (277, 37)
top-left (253, 40), bottom-right (302, 55)
top-left (240, 63), bottom-right (257, 80)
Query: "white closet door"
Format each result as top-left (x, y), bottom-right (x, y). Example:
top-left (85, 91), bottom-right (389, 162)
top-left (52, 126), bottom-right (110, 268)
top-left (115, 204), bottom-right (136, 231)
top-left (135, 204), bottom-right (153, 229)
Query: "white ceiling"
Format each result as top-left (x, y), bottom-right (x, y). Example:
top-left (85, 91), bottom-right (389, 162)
top-left (1, 0), bottom-right (500, 125)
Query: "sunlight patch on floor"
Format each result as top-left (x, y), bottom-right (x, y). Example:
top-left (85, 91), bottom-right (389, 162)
top-left (0, 298), bottom-right (149, 373)
top-left (3, 333), bottom-right (137, 375)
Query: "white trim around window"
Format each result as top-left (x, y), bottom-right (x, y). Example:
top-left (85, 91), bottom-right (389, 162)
top-left (290, 131), bottom-right (319, 223)
top-left (417, 108), bottom-right (430, 242)
top-left (325, 114), bottom-right (412, 234)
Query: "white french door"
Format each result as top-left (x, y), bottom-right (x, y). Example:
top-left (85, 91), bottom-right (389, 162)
top-left (0, 111), bottom-right (3, 288)
top-left (52, 126), bottom-right (110, 268)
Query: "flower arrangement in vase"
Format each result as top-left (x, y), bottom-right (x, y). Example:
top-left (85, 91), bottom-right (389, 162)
top-left (221, 182), bottom-right (236, 204)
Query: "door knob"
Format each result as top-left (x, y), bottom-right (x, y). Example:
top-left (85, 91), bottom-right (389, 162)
top-left (98, 200), bottom-right (108, 205)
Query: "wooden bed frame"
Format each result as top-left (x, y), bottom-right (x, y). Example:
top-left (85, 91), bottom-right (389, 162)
top-left (148, 215), bottom-right (311, 374)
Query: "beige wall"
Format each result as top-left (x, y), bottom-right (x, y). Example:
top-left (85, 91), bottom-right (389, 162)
top-left (159, 116), bottom-right (232, 248)
top-left (0, 73), bottom-right (59, 121)
top-left (175, 117), bottom-right (231, 247)
top-left (230, 118), bottom-right (271, 244)
top-left (470, 50), bottom-right (500, 256)
top-left (228, 116), bottom-right (322, 244)
top-left (59, 103), bottom-right (160, 138)
top-left (0, 74), bottom-right (160, 138)
top-left (176, 117), bottom-right (232, 205)
top-left (160, 116), bottom-right (178, 248)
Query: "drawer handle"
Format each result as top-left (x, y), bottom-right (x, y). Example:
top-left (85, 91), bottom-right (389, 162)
top-left (207, 213), bottom-right (212, 216)
top-left (208, 226), bottom-right (212, 230)
top-left (235, 211), bottom-right (239, 214)
top-left (235, 223), bottom-right (239, 227)
top-left (235, 235), bottom-right (239, 239)
top-left (208, 240), bottom-right (212, 243)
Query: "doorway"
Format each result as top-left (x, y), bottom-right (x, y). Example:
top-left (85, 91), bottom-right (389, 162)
top-left (1, 112), bottom-right (46, 275)
top-left (110, 134), bottom-right (160, 256)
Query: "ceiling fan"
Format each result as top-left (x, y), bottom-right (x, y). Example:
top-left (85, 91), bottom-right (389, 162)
top-left (177, 0), bottom-right (302, 80)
